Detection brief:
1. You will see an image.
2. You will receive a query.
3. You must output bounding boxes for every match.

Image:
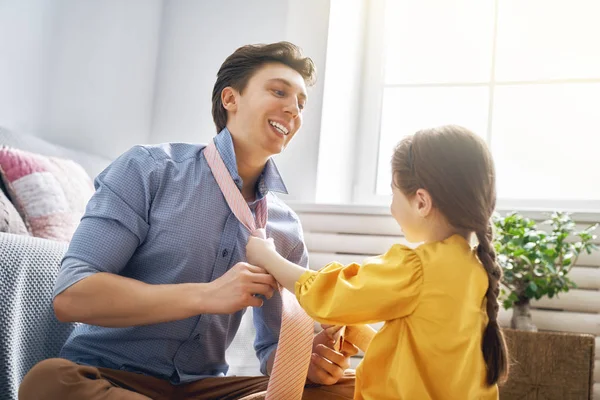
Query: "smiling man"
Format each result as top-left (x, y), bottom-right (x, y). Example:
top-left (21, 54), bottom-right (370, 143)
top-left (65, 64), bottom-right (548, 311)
top-left (18, 42), bottom-right (357, 400)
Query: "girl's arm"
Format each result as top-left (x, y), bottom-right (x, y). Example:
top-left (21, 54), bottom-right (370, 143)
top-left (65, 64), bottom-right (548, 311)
top-left (248, 236), bottom-right (424, 326)
top-left (247, 237), bottom-right (376, 353)
top-left (246, 236), bottom-right (306, 292)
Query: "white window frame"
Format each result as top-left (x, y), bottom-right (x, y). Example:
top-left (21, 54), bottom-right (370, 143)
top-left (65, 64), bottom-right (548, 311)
top-left (352, 0), bottom-right (387, 206)
top-left (351, 0), bottom-right (600, 213)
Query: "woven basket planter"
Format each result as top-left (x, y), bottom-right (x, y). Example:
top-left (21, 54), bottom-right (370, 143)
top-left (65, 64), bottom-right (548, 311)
top-left (500, 329), bottom-right (595, 399)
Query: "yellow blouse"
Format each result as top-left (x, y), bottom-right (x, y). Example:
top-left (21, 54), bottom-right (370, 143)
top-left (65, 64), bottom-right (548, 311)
top-left (295, 234), bottom-right (498, 400)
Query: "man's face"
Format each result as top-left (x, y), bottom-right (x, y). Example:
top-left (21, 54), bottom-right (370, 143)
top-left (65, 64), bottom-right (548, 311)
top-left (226, 62), bottom-right (308, 158)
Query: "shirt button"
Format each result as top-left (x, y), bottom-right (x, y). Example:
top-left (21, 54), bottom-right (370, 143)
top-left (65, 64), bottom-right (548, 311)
top-left (194, 334), bottom-right (201, 341)
top-left (222, 249), bottom-right (228, 257)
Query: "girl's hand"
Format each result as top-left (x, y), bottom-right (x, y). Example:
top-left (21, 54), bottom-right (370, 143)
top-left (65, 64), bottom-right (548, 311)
top-left (247, 234), bottom-right (308, 292)
top-left (246, 235), bottom-right (278, 268)
top-left (321, 324), bottom-right (344, 342)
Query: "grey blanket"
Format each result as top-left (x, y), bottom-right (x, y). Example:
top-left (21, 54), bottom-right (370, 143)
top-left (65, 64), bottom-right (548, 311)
top-left (0, 233), bottom-right (73, 400)
top-left (0, 232), bottom-right (261, 400)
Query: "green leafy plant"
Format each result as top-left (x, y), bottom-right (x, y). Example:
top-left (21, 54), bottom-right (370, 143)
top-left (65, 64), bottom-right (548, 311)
top-left (493, 212), bottom-right (597, 330)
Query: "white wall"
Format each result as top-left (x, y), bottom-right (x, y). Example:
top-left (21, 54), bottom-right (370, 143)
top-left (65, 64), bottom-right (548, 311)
top-left (0, 0), bottom-right (55, 134)
top-left (151, 0), bottom-right (330, 201)
top-left (0, 0), bottom-right (162, 159)
top-left (0, 0), bottom-right (331, 201)
top-left (150, 0), bottom-right (289, 144)
top-left (44, 0), bottom-right (163, 159)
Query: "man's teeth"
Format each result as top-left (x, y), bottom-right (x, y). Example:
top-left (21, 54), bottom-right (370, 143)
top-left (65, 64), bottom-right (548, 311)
top-left (269, 121), bottom-right (289, 135)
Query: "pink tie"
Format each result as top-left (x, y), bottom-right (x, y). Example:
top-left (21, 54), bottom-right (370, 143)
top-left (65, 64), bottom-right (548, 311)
top-left (204, 140), bottom-right (314, 400)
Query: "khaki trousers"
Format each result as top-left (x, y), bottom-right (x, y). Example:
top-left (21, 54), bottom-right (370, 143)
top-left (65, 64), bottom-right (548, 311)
top-left (19, 358), bottom-right (355, 400)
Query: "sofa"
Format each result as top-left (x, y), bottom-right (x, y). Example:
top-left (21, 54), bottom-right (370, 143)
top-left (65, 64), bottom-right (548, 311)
top-left (0, 128), bottom-right (261, 400)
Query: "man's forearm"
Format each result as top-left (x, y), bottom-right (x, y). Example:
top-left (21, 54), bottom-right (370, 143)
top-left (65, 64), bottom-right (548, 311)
top-left (53, 272), bottom-right (209, 327)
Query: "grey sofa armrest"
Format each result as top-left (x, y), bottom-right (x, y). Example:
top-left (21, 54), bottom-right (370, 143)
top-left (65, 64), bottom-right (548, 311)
top-left (0, 233), bottom-right (74, 399)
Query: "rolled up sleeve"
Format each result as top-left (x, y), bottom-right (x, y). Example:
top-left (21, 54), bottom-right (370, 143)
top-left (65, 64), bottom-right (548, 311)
top-left (53, 146), bottom-right (160, 298)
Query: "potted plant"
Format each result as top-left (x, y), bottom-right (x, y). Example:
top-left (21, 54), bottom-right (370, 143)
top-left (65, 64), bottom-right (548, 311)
top-left (492, 211), bottom-right (598, 332)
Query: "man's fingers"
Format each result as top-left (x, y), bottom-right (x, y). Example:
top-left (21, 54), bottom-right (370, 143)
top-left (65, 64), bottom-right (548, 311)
top-left (314, 344), bottom-right (349, 370)
top-left (310, 354), bottom-right (338, 384)
top-left (242, 265), bottom-right (278, 289)
top-left (251, 273), bottom-right (278, 289)
top-left (248, 283), bottom-right (275, 299)
top-left (244, 264), bottom-right (269, 274)
top-left (247, 296), bottom-right (264, 308)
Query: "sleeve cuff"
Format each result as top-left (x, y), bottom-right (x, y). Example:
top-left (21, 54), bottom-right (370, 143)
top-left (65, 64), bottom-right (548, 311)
top-left (53, 257), bottom-right (100, 299)
top-left (295, 270), bottom-right (318, 300)
top-left (259, 343), bottom-right (278, 376)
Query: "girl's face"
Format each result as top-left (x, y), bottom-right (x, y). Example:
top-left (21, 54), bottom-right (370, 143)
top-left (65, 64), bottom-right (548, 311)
top-left (391, 179), bottom-right (461, 245)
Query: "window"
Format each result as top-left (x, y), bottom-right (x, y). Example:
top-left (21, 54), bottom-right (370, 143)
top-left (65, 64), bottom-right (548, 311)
top-left (353, 0), bottom-right (600, 211)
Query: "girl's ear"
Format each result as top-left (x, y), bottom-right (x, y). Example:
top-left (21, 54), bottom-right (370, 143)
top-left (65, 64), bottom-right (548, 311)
top-left (414, 188), bottom-right (433, 218)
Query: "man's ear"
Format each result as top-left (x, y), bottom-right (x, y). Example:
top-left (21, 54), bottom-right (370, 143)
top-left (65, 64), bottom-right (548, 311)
top-left (221, 87), bottom-right (238, 112)
top-left (415, 188), bottom-right (433, 218)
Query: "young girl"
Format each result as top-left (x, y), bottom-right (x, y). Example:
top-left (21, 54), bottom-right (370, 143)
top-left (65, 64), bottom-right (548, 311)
top-left (246, 125), bottom-right (509, 399)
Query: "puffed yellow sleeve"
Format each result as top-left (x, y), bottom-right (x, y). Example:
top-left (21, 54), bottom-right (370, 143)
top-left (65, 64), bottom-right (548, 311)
top-left (295, 245), bottom-right (423, 326)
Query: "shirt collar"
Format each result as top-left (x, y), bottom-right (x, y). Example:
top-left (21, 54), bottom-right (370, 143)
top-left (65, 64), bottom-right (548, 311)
top-left (213, 127), bottom-right (288, 196)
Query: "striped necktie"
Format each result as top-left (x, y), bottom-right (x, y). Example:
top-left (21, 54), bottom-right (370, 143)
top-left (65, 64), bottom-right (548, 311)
top-left (204, 139), bottom-right (314, 400)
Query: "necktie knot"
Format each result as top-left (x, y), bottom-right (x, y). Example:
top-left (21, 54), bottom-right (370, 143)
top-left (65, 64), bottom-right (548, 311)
top-left (252, 228), bottom-right (267, 239)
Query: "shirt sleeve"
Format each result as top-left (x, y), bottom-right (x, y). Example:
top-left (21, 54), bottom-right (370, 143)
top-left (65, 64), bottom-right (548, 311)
top-left (253, 237), bottom-right (309, 375)
top-left (53, 146), bottom-right (160, 298)
top-left (295, 244), bottom-right (423, 326)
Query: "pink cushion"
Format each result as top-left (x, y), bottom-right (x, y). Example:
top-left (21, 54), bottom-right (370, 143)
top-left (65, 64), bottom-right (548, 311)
top-left (0, 147), bottom-right (94, 242)
top-left (0, 188), bottom-right (29, 235)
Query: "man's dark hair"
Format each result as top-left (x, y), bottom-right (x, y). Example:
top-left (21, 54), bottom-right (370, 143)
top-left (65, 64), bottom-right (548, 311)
top-left (211, 41), bottom-right (316, 132)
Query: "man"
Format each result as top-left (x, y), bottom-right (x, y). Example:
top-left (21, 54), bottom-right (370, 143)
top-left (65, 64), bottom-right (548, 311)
top-left (19, 42), bottom-right (357, 399)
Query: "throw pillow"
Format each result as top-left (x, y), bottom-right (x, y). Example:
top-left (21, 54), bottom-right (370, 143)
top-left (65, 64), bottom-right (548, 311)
top-left (0, 147), bottom-right (95, 242)
top-left (0, 189), bottom-right (29, 235)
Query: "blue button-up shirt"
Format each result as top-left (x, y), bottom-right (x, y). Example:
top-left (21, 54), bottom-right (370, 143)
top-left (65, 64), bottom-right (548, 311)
top-left (54, 128), bottom-right (308, 384)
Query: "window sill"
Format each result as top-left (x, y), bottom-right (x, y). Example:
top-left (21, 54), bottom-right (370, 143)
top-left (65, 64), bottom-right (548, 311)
top-left (287, 201), bottom-right (600, 223)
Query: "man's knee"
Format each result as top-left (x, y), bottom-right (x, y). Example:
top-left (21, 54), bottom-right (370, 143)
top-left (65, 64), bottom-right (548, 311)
top-left (303, 371), bottom-right (356, 400)
top-left (19, 358), bottom-right (82, 399)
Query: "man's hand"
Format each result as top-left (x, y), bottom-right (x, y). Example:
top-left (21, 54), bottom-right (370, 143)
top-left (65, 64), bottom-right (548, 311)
top-left (205, 262), bottom-right (278, 314)
top-left (306, 325), bottom-right (360, 386)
